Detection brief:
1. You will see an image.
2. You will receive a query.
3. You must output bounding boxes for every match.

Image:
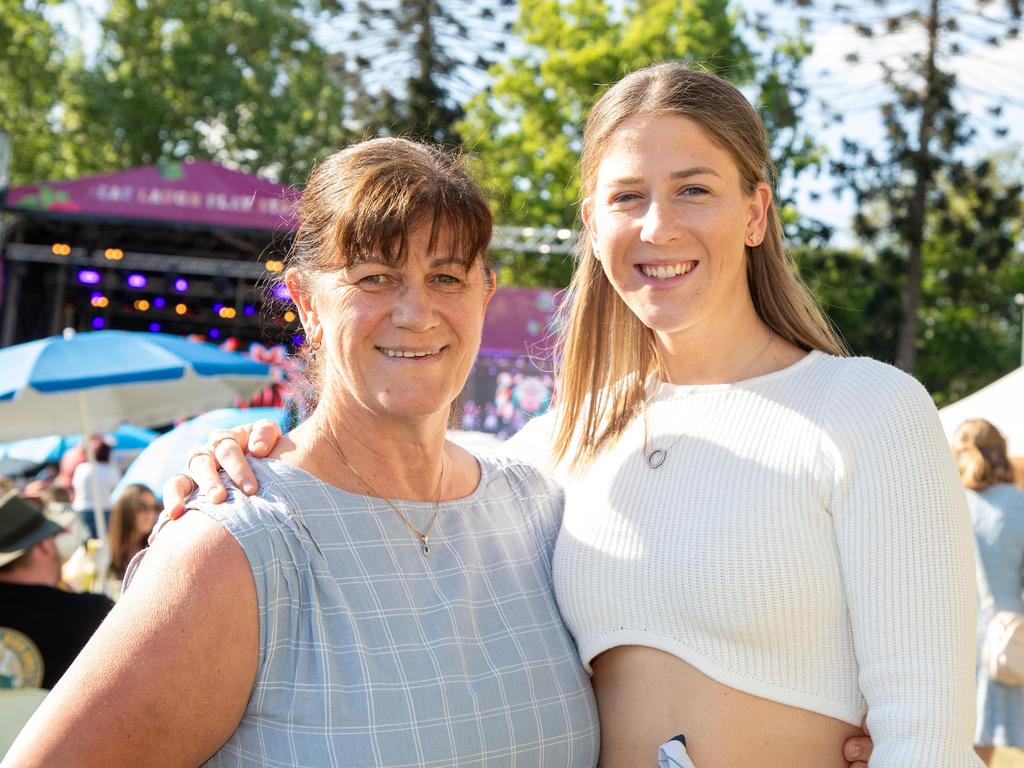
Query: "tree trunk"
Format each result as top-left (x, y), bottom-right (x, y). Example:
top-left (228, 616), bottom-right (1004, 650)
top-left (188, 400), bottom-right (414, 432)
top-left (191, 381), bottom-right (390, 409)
top-left (895, 0), bottom-right (941, 373)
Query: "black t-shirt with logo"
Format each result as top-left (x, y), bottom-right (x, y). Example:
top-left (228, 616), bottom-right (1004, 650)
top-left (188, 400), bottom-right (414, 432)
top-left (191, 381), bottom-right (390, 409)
top-left (0, 583), bottom-right (114, 689)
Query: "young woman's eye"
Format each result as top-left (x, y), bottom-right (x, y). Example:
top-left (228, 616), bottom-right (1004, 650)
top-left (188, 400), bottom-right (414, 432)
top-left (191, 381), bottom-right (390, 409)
top-left (611, 191), bottom-right (641, 204)
top-left (680, 186), bottom-right (710, 197)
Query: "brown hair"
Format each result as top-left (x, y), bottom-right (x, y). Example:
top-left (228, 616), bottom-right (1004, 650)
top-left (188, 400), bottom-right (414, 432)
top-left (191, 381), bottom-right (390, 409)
top-left (952, 419), bottom-right (1016, 491)
top-left (109, 484), bottom-right (156, 579)
top-left (276, 137), bottom-right (493, 406)
top-left (552, 63), bottom-right (848, 470)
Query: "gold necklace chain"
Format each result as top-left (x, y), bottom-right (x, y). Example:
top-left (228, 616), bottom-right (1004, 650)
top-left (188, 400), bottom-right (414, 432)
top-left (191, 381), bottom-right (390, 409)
top-left (645, 329), bottom-right (776, 469)
top-left (316, 425), bottom-right (445, 556)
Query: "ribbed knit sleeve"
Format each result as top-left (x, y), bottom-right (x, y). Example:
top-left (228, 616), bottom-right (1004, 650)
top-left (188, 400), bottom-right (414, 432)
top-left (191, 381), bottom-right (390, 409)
top-left (821, 359), bottom-right (980, 767)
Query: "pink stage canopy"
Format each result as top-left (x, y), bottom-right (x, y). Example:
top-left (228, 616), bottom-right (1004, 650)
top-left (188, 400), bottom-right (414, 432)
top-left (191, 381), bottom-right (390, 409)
top-left (4, 160), bottom-right (299, 231)
top-left (480, 287), bottom-right (561, 357)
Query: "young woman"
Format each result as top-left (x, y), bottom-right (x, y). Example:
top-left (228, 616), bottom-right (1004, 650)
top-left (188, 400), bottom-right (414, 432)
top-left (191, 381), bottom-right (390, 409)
top-left (108, 483), bottom-right (160, 580)
top-left (953, 419), bottom-right (1024, 765)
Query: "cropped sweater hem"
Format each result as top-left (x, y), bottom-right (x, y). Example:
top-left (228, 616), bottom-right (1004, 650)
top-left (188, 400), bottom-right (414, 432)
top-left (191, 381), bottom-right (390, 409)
top-left (579, 629), bottom-right (864, 726)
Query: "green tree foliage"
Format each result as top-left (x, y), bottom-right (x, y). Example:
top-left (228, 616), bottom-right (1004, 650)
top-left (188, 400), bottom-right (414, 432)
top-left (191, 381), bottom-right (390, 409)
top-left (801, 0), bottom-right (1022, 372)
top-left (0, 0), bottom-right (82, 185)
top-left (458, 0), bottom-right (823, 287)
top-left (798, 154), bottom-right (1024, 405)
top-left (76, 0), bottom-right (350, 184)
top-left (329, 0), bottom-right (516, 147)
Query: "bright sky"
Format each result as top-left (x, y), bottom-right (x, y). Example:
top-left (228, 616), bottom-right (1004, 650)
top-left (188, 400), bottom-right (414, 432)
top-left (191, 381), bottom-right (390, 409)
top-left (45, 0), bottom-right (1024, 240)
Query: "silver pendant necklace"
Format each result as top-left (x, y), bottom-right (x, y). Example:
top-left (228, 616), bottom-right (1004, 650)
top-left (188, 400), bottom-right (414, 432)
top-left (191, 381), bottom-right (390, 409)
top-left (645, 329), bottom-right (775, 470)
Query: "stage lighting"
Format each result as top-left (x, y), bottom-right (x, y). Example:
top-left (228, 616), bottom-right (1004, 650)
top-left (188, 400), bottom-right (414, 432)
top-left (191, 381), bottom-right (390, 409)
top-left (273, 285), bottom-right (290, 301)
top-left (283, 310), bottom-right (296, 323)
top-left (243, 305), bottom-right (256, 316)
top-left (152, 297), bottom-right (166, 309)
top-left (219, 307), bottom-right (237, 319)
top-left (134, 300), bottom-right (150, 311)
top-left (91, 317), bottom-right (105, 329)
top-left (104, 248), bottom-right (124, 261)
top-left (173, 278), bottom-right (188, 292)
top-left (209, 328), bottom-right (221, 339)
top-left (149, 322), bottom-right (161, 333)
top-left (77, 270), bottom-right (101, 285)
top-left (127, 274), bottom-right (147, 289)
top-left (174, 303), bottom-right (188, 315)
top-left (52, 243), bottom-right (71, 256)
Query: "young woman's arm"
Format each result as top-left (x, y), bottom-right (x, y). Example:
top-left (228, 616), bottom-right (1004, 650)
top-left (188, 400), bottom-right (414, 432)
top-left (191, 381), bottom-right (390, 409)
top-left (2, 513), bottom-right (258, 768)
top-left (825, 360), bottom-right (979, 768)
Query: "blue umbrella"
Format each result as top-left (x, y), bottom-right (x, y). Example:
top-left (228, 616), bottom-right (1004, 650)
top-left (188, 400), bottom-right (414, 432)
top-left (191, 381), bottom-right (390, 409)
top-left (115, 407), bottom-right (292, 501)
top-left (0, 329), bottom-right (271, 543)
top-left (0, 329), bottom-right (271, 442)
top-left (0, 424), bottom-right (159, 467)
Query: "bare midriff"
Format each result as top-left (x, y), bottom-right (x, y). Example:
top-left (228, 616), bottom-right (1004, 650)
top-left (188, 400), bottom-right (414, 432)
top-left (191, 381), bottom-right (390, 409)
top-left (592, 646), bottom-right (861, 768)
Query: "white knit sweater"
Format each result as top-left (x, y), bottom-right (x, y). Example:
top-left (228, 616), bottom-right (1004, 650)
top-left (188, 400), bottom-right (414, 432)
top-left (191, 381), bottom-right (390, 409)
top-left (505, 351), bottom-right (980, 768)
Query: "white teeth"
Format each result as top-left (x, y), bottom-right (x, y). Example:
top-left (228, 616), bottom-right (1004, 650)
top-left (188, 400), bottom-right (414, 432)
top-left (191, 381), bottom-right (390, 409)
top-left (379, 347), bottom-right (443, 358)
top-left (641, 262), bottom-right (695, 279)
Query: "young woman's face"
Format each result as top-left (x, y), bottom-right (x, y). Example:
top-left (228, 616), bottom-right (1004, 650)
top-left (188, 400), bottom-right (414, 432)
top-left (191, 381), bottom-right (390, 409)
top-left (292, 224), bottom-right (494, 424)
top-left (583, 114), bottom-right (770, 339)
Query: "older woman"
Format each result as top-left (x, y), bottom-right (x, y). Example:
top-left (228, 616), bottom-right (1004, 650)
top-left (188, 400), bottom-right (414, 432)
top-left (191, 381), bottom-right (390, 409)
top-left (4, 138), bottom-right (599, 767)
top-left (172, 63), bottom-right (976, 768)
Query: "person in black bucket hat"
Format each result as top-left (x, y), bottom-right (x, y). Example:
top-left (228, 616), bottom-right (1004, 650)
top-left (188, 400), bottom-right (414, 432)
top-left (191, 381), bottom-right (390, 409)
top-left (0, 490), bottom-right (113, 689)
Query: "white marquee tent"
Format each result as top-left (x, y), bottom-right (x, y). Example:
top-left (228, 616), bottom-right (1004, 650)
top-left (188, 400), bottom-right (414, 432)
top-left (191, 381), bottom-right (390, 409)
top-left (938, 367), bottom-right (1024, 455)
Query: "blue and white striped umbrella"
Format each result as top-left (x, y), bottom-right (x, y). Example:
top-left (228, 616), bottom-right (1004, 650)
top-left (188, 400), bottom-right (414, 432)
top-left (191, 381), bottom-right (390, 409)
top-left (0, 329), bottom-right (271, 442)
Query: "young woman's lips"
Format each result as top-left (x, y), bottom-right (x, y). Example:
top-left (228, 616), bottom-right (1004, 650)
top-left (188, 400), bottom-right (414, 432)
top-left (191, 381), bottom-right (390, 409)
top-left (635, 260), bottom-right (699, 286)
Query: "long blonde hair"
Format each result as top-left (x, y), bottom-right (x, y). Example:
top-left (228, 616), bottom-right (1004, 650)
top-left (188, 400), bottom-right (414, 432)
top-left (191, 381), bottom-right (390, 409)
top-left (552, 63), bottom-right (847, 470)
top-left (952, 419), bottom-right (1015, 491)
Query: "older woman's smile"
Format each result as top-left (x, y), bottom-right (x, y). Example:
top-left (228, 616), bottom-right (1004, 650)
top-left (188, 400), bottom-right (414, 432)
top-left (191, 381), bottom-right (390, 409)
top-left (376, 345), bottom-right (447, 359)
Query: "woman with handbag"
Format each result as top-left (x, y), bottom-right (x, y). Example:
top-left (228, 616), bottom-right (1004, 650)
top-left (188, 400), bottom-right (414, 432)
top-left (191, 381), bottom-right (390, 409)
top-left (954, 418), bottom-right (1024, 764)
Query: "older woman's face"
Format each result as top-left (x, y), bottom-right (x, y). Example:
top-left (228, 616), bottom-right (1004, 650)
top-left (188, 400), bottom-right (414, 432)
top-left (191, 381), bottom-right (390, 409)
top-left (297, 224), bottom-right (493, 423)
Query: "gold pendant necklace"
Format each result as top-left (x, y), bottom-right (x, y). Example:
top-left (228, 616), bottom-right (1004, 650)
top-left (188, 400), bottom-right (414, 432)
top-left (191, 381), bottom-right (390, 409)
top-left (316, 426), bottom-right (444, 555)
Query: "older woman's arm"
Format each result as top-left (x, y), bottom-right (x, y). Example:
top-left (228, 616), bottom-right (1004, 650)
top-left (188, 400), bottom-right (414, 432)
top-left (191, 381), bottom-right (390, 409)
top-left (3, 513), bottom-right (258, 768)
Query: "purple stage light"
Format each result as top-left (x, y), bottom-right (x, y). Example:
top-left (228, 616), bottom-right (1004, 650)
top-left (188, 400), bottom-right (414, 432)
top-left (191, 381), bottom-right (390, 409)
top-left (212, 302), bottom-right (224, 314)
top-left (173, 278), bottom-right (189, 292)
top-left (77, 270), bottom-right (101, 285)
top-left (127, 274), bottom-right (147, 289)
top-left (292, 334), bottom-right (305, 347)
top-left (152, 297), bottom-right (166, 309)
top-left (273, 284), bottom-right (291, 302)
top-left (90, 291), bottom-right (104, 301)
top-left (243, 304), bottom-right (256, 316)
top-left (209, 328), bottom-right (221, 339)
top-left (91, 317), bottom-right (106, 330)
top-left (149, 322), bottom-right (161, 333)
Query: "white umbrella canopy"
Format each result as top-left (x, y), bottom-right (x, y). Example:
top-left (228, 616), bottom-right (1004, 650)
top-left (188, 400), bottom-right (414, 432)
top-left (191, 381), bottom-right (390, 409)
top-left (0, 329), bottom-right (270, 555)
top-left (938, 367), bottom-right (1024, 455)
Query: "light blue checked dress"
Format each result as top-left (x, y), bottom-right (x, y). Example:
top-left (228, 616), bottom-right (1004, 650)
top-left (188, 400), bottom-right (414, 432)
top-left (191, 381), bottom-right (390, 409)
top-left (971, 484), bottom-right (1024, 747)
top-left (194, 456), bottom-right (599, 768)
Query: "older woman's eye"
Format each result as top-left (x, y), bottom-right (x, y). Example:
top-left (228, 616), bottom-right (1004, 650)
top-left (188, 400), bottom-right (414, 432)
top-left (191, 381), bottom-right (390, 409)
top-left (358, 273), bottom-right (391, 287)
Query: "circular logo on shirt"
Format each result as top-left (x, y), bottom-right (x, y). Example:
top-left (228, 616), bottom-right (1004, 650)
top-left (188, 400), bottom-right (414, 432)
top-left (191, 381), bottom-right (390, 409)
top-left (0, 627), bottom-right (44, 688)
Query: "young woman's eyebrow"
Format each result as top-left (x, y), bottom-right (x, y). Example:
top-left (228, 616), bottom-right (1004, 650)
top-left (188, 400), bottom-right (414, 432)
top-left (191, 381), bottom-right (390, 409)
top-left (608, 167), bottom-right (721, 185)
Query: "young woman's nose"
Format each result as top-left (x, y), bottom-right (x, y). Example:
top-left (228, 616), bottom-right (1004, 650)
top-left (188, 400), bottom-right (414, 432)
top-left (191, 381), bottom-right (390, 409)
top-left (640, 199), bottom-right (682, 245)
